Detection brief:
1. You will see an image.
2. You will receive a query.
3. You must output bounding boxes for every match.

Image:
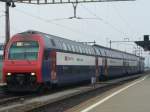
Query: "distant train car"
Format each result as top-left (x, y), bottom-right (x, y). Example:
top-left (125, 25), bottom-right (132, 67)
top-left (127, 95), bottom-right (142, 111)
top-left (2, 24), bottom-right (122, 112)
top-left (2, 31), bottom-right (144, 91)
top-left (93, 45), bottom-right (144, 80)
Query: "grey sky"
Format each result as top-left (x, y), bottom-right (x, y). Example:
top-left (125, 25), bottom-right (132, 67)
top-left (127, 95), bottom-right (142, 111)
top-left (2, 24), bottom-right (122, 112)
top-left (0, 0), bottom-right (150, 66)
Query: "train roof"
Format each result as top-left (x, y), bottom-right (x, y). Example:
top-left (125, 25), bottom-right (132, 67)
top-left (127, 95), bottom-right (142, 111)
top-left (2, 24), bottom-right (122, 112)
top-left (93, 44), bottom-right (142, 59)
top-left (19, 30), bottom-right (96, 55)
top-left (19, 30), bottom-right (143, 60)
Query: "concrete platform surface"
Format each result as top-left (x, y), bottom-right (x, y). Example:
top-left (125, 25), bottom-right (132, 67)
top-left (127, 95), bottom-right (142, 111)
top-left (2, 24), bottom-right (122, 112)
top-left (0, 74), bottom-right (143, 112)
top-left (80, 75), bottom-right (150, 112)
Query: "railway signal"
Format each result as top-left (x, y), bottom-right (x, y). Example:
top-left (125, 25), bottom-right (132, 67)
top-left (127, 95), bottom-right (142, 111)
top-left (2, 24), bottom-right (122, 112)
top-left (135, 35), bottom-right (150, 51)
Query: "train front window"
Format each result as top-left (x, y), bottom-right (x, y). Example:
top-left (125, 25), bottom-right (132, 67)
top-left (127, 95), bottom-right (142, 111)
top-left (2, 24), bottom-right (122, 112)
top-left (9, 41), bottom-right (39, 60)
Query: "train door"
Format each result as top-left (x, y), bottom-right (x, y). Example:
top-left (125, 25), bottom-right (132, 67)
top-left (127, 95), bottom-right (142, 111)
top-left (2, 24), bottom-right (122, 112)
top-left (42, 49), bottom-right (51, 82)
top-left (123, 59), bottom-right (127, 75)
top-left (95, 57), bottom-right (99, 82)
top-left (50, 50), bottom-right (57, 83)
top-left (104, 57), bottom-right (108, 79)
top-left (139, 59), bottom-right (142, 73)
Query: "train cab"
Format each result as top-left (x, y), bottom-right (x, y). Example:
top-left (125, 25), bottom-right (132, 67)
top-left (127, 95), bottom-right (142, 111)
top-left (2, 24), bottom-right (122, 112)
top-left (3, 32), bottom-right (44, 91)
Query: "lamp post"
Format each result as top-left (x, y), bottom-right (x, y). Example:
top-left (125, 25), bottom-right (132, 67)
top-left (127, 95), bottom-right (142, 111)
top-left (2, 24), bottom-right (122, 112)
top-left (5, 2), bottom-right (10, 44)
top-left (5, 1), bottom-right (15, 44)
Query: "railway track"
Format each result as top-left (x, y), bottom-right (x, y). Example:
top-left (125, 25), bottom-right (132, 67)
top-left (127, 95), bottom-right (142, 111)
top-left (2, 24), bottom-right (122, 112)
top-left (0, 87), bottom-right (16, 103)
top-left (0, 82), bottom-right (94, 112)
top-left (0, 91), bottom-right (32, 108)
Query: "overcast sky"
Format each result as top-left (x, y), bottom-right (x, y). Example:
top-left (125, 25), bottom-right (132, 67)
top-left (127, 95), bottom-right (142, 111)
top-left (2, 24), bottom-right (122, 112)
top-left (0, 0), bottom-right (150, 66)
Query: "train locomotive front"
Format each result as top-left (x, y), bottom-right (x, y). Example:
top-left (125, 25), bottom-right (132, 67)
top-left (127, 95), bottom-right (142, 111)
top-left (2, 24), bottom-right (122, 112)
top-left (2, 32), bottom-right (47, 91)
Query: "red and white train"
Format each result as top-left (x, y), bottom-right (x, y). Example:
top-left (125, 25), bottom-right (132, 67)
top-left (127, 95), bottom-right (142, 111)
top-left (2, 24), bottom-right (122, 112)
top-left (2, 31), bottom-right (144, 92)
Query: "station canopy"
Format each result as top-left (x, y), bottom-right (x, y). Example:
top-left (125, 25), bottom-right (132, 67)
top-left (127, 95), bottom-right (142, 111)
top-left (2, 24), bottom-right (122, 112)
top-left (1, 0), bottom-right (135, 4)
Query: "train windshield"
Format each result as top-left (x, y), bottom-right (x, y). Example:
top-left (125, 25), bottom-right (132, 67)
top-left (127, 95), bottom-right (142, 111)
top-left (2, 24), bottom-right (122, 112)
top-left (8, 41), bottom-right (39, 60)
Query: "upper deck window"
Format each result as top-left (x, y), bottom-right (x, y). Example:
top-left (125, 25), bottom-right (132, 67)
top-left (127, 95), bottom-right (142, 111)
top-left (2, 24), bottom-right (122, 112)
top-left (79, 46), bottom-right (82, 53)
top-left (8, 41), bottom-right (39, 60)
top-left (66, 44), bottom-right (71, 51)
top-left (75, 46), bottom-right (79, 53)
top-left (71, 45), bottom-right (75, 52)
top-left (50, 39), bottom-right (56, 46)
top-left (82, 47), bottom-right (86, 54)
top-left (62, 43), bottom-right (67, 50)
top-left (95, 48), bottom-right (101, 56)
top-left (91, 48), bottom-right (95, 55)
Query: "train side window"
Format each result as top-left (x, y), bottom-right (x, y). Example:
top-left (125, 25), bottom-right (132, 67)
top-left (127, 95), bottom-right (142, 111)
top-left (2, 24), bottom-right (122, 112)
top-left (106, 50), bottom-right (111, 57)
top-left (69, 44), bottom-right (73, 51)
top-left (66, 44), bottom-right (69, 51)
top-left (86, 48), bottom-right (89, 54)
top-left (98, 49), bottom-right (102, 56)
top-left (66, 44), bottom-right (71, 51)
top-left (57, 40), bottom-right (63, 50)
top-left (83, 47), bottom-right (86, 54)
top-left (88, 48), bottom-right (91, 54)
top-left (84, 47), bottom-right (88, 54)
top-left (79, 46), bottom-right (82, 53)
top-left (62, 43), bottom-right (67, 51)
top-left (96, 49), bottom-right (100, 55)
top-left (80, 46), bottom-right (84, 53)
top-left (87, 48), bottom-right (90, 54)
top-left (74, 46), bottom-right (77, 52)
top-left (76, 46), bottom-right (79, 53)
top-left (91, 48), bottom-right (94, 55)
top-left (51, 39), bottom-right (56, 46)
top-left (84, 48), bottom-right (87, 54)
top-left (91, 48), bottom-right (95, 55)
top-left (90, 48), bottom-right (92, 54)
top-left (71, 45), bottom-right (75, 52)
top-left (94, 48), bottom-right (100, 56)
top-left (58, 41), bottom-right (62, 50)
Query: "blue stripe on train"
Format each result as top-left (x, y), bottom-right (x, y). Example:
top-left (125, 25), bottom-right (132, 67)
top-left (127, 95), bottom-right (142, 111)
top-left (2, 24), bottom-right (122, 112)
top-left (56, 65), bottom-right (96, 85)
top-left (41, 63), bottom-right (140, 85)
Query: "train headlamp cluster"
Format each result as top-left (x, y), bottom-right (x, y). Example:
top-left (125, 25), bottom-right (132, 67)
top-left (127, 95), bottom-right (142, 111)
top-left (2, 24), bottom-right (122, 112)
top-left (31, 72), bottom-right (35, 76)
top-left (7, 73), bottom-right (36, 76)
top-left (7, 73), bottom-right (11, 76)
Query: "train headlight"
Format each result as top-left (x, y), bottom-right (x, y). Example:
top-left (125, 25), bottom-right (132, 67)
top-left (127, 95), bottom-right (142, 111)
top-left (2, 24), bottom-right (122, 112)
top-left (31, 72), bottom-right (35, 76)
top-left (7, 73), bottom-right (11, 76)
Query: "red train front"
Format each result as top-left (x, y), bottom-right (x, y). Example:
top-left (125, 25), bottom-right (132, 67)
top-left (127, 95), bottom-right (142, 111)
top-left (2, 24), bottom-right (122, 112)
top-left (3, 31), bottom-right (45, 91)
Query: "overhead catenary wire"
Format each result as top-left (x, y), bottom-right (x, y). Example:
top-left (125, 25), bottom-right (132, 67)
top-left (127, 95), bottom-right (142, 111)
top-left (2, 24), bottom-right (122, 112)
top-left (111, 5), bottom-right (138, 38)
top-left (80, 4), bottom-right (130, 37)
top-left (12, 8), bottom-right (98, 39)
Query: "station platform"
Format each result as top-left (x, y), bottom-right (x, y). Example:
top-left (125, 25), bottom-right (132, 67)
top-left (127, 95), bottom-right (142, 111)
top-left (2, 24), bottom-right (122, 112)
top-left (0, 74), bottom-right (142, 112)
top-left (80, 74), bottom-right (150, 112)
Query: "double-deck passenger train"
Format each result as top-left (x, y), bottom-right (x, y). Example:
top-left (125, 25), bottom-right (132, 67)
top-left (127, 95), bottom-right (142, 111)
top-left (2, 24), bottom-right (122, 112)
top-left (2, 31), bottom-right (144, 91)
